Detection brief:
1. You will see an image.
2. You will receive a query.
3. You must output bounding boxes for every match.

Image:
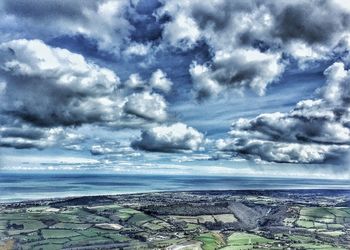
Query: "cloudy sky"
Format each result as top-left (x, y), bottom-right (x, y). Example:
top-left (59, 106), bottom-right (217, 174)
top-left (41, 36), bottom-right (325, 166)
top-left (1, 0), bottom-right (350, 178)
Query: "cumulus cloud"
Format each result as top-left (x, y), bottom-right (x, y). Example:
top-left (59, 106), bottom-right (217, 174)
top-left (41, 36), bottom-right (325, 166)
top-left (217, 61), bottom-right (350, 164)
top-left (90, 144), bottom-right (116, 155)
top-left (124, 91), bottom-right (168, 121)
top-left (217, 139), bottom-right (348, 164)
top-left (90, 142), bottom-right (136, 156)
top-left (3, 0), bottom-right (350, 170)
top-left (123, 42), bottom-right (152, 57)
top-left (0, 127), bottom-right (48, 149)
top-left (0, 39), bottom-right (170, 129)
top-left (157, 0), bottom-right (350, 99)
top-left (124, 69), bottom-right (173, 94)
top-left (0, 125), bottom-right (84, 150)
top-left (124, 73), bottom-right (145, 89)
top-left (160, 12), bottom-right (201, 50)
top-left (0, 0), bottom-right (134, 52)
top-left (0, 39), bottom-right (172, 149)
top-left (190, 49), bottom-right (283, 99)
top-left (149, 69), bottom-right (173, 93)
top-left (132, 122), bottom-right (204, 152)
top-left (0, 39), bottom-right (123, 127)
top-left (64, 144), bottom-right (83, 151)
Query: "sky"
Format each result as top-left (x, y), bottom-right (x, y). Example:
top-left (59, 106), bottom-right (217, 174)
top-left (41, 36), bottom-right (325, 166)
top-left (1, 0), bottom-right (350, 179)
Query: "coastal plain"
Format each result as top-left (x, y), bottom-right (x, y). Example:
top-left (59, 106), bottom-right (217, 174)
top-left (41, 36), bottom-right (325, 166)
top-left (0, 190), bottom-right (349, 250)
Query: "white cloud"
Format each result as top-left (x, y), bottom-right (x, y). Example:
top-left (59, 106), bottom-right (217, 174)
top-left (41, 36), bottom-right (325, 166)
top-left (216, 61), bottom-right (350, 164)
top-left (1, 0), bottom-right (133, 53)
top-left (90, 144), bottom-right (116, 155)
top-left (0, 125), bottom-right (85, 150)
top-left (132, 122), bottom-right (205, 152)
top-left (190, 49), bottom-right (284, 99)
top-left (0, 39), bottom-right (173, 150)
top-left (124, 73), bottom-right (145, 89)
top-left (0, 39), bottom-right (171, 130)
top-left (160, 12), bottom-right (201, 49)
top-left (189, 63), bottom-right (222, 99)
top-left (322, 62), bottom-right (350, 105)
top-left (0, 39), bottom-right (122, 127)
top-left (158, 0), bottom-right (350, 99)
top-left (217, 138), bottom-right (348, 164)
top-left (123, 42), bottom-right (151, 56)
top-left (149, 69), bottom-right (173, 93)
top-left (124, 91), bottom-right (167, 121)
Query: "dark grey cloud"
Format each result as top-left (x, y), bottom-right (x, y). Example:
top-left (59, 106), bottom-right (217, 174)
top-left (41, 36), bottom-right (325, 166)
top-left (273, 1), bottom-right (350, 45)
top-left (217, 61), bottom-right (350, 164)
top-left (0, 39), bottom-right (172, 150)
top-left (157, 0), bottom-right (350, 99)
top-left (2, 0), bottom-right (95, 21)
top-left (0, 0), bottom-right (133, 52)
top-left (0, 140), bottom-right (42, 150)
top-left (0, 39), bottom-right (122, 127)
top-left (0, 124), bottom-right (85, 150)
top-left (217, 139), bottom-right (347, 164)
top-left (132, 122), bottom-right (204, 152)
top-left (189, 49), bottom-right (283, 99)
top-left (127, 0), bottom-right (163, 43)
top-left (1, 0), bottom-right (350, 171)
top-left (0, 39), bottom-right (170, 129)
top-left (1, 127), bottom-right (45, 140)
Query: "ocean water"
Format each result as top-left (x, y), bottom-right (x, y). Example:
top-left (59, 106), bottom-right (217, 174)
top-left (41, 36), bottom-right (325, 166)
top-left (1, 172), bottom-right (350, 203)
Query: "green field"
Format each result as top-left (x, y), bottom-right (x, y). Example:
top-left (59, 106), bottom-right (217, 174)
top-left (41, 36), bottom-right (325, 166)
top-left (127, 212), bottom-right (154, 225)
top-left (0, 192), bottom-right (349, 250)
top-left (291, 243), bottom-right (346, 249)
top-left (227, 232), bottom-right (273, 246)
top-left (51, 222), bottom-right (92, 230)
top-left (295, 207), bottom-right (350, 234)
top-left (197, 232), bottom-right (225, 250)
top-left (41, 229), bottom-right (80, 239)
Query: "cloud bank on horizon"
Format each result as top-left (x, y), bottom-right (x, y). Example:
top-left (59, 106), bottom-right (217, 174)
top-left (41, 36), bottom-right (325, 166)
top-left (1, 0), bottom-right (350, 175)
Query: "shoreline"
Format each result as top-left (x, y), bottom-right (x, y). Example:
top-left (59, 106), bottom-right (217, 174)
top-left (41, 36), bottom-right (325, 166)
top-left (2, 173), bottom-right (349, 205)
top-left (1, 188), bottom-right (349, 207)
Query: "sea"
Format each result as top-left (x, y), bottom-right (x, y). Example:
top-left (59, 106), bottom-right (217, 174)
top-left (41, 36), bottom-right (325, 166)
top-left (1, 172), bottom-right (350, 203)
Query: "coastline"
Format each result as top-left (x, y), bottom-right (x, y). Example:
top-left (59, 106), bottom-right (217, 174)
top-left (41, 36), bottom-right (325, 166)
top-left (2, 172), bottom-right (350, 204)
top-left (2, 188), bottom-right (350, 207)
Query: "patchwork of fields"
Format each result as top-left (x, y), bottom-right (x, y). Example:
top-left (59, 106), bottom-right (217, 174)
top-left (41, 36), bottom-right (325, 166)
top-left (0, 190), bottom-right (349, 249)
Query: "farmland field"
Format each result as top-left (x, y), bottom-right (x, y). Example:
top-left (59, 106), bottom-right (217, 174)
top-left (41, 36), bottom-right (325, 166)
top-left (0, 190), bottom-right (349, 249)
